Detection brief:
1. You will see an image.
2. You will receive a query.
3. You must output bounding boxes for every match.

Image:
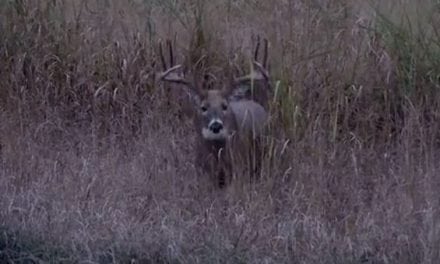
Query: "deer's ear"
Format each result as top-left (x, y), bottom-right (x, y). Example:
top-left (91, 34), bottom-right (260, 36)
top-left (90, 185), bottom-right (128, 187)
top-left (190, 92), bottom-right (201, 106)
top-left (228, 85), bottom-right (248, 101)
top-left (188, 85), bottom-right (207, 107)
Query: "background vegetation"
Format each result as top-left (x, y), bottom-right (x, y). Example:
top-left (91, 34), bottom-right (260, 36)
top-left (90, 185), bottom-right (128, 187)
top-left (0, 0), bottom-right (439, 263)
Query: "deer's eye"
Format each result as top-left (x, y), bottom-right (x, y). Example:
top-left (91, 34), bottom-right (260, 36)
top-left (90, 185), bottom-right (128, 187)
top-left (221, 103), bottom-right (228, 111)
top-left (201, 105), bottom-right (208, 112)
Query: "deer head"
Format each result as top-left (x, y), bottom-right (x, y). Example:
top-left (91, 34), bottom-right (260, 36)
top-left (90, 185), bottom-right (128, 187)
top-left (157, 41), bottom-right (238, 142)
top-left (156, 39), bottom-right (270, 187)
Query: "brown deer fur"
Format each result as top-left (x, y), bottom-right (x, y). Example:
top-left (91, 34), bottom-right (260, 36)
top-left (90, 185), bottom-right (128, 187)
top-left (157, 39), bottom-right (270, 187)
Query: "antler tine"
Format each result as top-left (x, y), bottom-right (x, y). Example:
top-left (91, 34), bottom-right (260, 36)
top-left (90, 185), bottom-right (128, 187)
top-left (159, 41), bottom-right (167, 71)
top-left (254, 35), bottom-right (260, 61)
top-left (167, 39), bottom-right (174, 67)
top-left (228, 61), bottom-right (235, 86)
top-left (160, 64), bottom-right (182, 78)
top-left (220, 62), bottom-right (233, 96)
top-left (262, 38), bottom-right (268, 69)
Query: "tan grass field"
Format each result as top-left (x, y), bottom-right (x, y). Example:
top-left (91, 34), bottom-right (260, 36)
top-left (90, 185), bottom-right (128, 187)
top-left (1, 0), bottom-right (440, 263)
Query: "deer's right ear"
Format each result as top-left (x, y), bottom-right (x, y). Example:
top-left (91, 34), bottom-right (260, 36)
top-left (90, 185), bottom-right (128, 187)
top-left (190, 92), bottom-right (201, 107)
top-left (228, 85), bottom-right (248, 102)
top-left (189, 83), bottom-right (207, 107)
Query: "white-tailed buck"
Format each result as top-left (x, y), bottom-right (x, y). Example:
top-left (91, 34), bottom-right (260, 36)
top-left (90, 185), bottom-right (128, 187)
top-left (157, 39), bottom-right (271, 187)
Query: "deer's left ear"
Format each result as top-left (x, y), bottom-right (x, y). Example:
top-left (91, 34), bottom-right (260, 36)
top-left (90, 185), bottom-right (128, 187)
top-left (189, 83), bottom-right (208, 108)
top-left (227, 85), bottom-right (248, 102)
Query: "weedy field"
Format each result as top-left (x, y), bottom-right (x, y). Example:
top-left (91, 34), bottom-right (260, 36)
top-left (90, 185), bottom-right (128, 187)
top-left (0, 0), bottom-right (440, 263)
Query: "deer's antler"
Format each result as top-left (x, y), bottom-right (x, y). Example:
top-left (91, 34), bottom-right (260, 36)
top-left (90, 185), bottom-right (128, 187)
top-left (157, 40), bottom-right (192, 86)
top-left (234, 37), bottom-right (270, 86)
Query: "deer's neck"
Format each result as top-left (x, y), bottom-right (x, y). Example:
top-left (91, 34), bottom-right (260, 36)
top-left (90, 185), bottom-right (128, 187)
top-left (204, 138), bottom-right (226, 151)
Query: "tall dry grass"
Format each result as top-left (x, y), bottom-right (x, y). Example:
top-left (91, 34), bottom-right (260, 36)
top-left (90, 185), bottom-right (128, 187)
top-left (0, 0), bottom-right (439, 263)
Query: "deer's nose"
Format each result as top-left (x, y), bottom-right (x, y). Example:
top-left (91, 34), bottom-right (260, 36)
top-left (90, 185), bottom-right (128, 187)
top-left (209, 121), bottom-right (223, 134)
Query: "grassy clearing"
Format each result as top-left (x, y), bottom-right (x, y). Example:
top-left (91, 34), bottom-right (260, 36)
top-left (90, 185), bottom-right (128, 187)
top-left (0, 0), bottom-right (440, 263)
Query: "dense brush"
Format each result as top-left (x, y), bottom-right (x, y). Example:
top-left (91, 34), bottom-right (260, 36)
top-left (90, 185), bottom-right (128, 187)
top-left (0, 0), bottom-right (439, 263)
